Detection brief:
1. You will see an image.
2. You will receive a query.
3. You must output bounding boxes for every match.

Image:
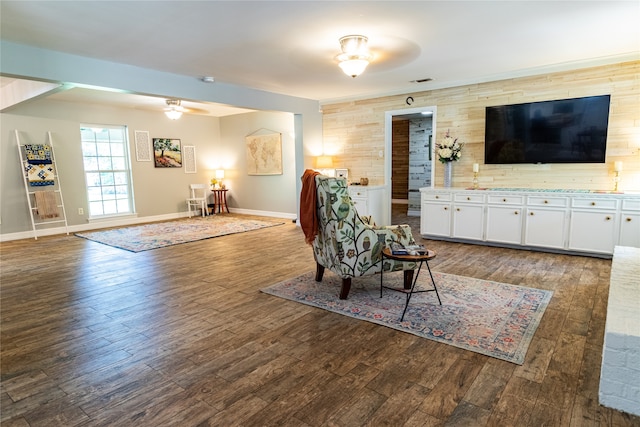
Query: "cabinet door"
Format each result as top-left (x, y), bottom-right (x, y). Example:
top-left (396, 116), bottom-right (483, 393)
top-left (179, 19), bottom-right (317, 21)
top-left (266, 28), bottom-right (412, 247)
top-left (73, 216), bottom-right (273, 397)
top-left (568, 211), bottom-right (617, 254)
top-left (524, 208), bottom-right (567, 249)
top-left (486, 206), bottom-right (523, 244)
top-left (619, 212), bottom-right (640, 248)
top-left (351, 196), bottom-right (369, 217)
top-left (421, 203), bottom-right (451, 237)
top-left (453, 204), bottom-right (484, 240)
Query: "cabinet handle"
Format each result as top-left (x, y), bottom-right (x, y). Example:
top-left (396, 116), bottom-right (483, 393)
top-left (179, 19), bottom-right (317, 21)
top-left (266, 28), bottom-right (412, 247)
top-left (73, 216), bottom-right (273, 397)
top-left (529, 212), bottom-right (534, 216)
top-left (605, 216), bottom-right (611, 221)
top-left (467, 197), bottom-right (471, 201)
top-left (443, 207), bottom-right (448, 211)
top-left (591, 202), bottom-right (596, 206)
top-left (503, 198), bottom-right (507, 202)
top-left (627, 218), bottom-right (632, 222)
top-left (435, 195), bottom-right (439, 199)
top-left (544, 200), bottom-right (548, 204)
top-left (456, 208), bottom-right (460, 211)
top-left (514, 211), bottom-right (519, 215)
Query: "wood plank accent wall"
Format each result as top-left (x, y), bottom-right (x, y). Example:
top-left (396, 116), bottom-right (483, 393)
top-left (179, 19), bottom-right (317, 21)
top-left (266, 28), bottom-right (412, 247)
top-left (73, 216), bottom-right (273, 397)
top-left (322, 61), bottom-right (640, 191)
top-left (391, 120), bottom-right (409, 199)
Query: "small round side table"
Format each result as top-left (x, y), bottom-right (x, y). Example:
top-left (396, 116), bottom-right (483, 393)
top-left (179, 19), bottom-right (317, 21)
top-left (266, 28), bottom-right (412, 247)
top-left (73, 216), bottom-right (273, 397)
top-left (380, 247), bottom-right (442, 322)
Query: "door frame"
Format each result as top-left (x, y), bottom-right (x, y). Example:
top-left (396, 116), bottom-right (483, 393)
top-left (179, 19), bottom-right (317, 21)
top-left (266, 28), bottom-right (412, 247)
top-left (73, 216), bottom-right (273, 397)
top-left (384, 105), bottom-right (437, 224)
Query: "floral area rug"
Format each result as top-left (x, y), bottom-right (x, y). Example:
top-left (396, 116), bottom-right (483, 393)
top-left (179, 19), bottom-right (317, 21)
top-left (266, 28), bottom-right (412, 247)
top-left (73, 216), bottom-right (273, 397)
top-left (76, 216), bottom-right (284, 252)
top-left (261, 271), bottom-right (553, 364)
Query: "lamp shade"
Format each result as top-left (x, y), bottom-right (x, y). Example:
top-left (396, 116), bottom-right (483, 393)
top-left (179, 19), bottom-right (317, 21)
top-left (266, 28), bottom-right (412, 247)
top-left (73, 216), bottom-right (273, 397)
top-left (164, 99), bottom-right (184, 120)
top-left (338, 59), bottom-right (370, 78)
top-left (316, 156), bottom-right (334, 168)
top-left (165, 109), bottom-right (183, 120)
top-left (215, 169), bottom-right (225, 179)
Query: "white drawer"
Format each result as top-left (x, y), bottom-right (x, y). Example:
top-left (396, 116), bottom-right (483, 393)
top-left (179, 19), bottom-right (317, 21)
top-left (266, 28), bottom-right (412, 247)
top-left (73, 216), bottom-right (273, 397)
top-left (527, 196), bottom-right (568, 208)
top-left (454, 193), bottom-right (485, 203)
top-left (622, 199), bottom-right (640, 211)
top-left (572, 198), bottom-right (618, 210)
top-left (348, 187), bottom-right (368, 197)
top-left (488, 195), bottom-right (525, 205)
top-left (422, 193), bottom-right (452, 202)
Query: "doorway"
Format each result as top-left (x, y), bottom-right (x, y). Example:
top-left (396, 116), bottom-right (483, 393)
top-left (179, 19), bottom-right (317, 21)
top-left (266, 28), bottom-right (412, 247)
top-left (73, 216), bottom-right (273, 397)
top-left (384, 106), bottom-right (437, 225)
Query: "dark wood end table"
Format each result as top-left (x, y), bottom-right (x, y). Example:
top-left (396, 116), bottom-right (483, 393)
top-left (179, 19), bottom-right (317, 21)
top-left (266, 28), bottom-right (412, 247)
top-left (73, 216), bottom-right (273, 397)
top-left (380, 247), bottom-right (442, 321)
top-left (210, 189), bottom-right (229, 213)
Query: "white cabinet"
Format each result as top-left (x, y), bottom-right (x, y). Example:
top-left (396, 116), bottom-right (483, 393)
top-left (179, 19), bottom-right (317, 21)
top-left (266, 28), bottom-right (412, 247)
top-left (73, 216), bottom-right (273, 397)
top-left (619, 200), bottom-right (640, 248)
top-left (420, 192), bottom-right (451, 237)
top-left (568, 198), bottom-right (618, 254)
top-left (485, 194), bottom-right (524, 245)
top-left (486, 205), bottom-right (523, 245)
top-left (349, 185), bottom-right (386, 225)
top-left (419, 188), bottom-right (640, 257)
top-left (524, 196), bottom-right (568, 249)
top-left (452, 193), bottom-right (485, 240)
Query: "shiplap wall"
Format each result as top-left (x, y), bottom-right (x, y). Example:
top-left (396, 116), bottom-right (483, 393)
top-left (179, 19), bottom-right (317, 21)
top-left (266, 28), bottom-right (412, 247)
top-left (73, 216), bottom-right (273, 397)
top-left (322, 61), bottom-right (640, 191)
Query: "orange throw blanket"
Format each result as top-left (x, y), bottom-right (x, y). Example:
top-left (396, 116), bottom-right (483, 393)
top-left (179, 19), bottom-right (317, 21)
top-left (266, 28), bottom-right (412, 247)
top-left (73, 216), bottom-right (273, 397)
top-left (300, 169), bottom-right (320, 245)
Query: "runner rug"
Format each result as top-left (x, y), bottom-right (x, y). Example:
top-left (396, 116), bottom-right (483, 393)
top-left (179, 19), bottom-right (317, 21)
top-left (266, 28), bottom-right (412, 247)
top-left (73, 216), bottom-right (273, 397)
top-left (261, 271), bottom-right (553, 364)
top-left (76, 216), bottom-right (284, 252)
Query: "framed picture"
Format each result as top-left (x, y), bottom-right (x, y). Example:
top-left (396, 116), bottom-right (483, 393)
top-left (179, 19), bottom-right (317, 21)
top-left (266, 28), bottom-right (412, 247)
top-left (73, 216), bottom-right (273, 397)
top-left (336, 168), bottom-right (349, 179)
top-left (134, 130), bottom-right (152, 161)
top-left (183, 145), bottom-right (196, 173)
top-left (153, 138), bottom-right (182, 168)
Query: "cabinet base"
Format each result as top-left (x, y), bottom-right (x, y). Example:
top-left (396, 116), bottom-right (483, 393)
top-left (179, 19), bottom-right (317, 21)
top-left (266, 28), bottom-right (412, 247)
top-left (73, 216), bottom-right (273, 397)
top-left (420, 234), bottom-right (613, 259)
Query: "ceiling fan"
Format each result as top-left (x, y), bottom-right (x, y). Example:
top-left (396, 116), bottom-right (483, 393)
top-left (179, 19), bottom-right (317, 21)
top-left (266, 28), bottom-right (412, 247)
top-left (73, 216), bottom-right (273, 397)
top-left (164, 99), bottom-right (185, 120)
top-left (163, 99), bottom-right (210, 119)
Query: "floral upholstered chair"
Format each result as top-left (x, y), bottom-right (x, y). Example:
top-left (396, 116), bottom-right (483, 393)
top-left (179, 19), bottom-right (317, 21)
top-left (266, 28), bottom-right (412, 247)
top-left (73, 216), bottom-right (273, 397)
top-left (312, 175), bottom-right (417, 299)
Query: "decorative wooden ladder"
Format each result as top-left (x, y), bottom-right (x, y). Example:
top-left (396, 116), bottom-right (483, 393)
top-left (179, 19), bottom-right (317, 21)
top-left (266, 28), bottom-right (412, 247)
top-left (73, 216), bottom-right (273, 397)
top-left (16, 130), bottom-right (69, 239)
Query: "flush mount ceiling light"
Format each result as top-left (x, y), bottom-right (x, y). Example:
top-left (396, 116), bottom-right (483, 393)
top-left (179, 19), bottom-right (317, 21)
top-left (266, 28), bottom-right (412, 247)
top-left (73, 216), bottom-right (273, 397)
top-left (336, 35), bottom-right (372, 78)
top-left (164, 99), bottom-right (184, 120)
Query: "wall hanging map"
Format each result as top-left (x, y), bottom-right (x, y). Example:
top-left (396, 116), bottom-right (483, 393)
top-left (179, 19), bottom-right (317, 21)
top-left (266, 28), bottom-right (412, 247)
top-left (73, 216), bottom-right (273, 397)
top-left (246, 132), bottom-right (282, 175)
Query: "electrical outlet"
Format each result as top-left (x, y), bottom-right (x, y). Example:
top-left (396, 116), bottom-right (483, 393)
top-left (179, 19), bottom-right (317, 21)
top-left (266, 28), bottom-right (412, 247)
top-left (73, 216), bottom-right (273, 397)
top-left (78, 208), bottom-right (84, 215)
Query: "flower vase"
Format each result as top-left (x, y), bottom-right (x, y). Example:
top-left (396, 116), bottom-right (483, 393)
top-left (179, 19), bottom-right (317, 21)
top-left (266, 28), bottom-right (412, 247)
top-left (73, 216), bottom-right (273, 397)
top-left (443, 162), bottom-right (453, 188)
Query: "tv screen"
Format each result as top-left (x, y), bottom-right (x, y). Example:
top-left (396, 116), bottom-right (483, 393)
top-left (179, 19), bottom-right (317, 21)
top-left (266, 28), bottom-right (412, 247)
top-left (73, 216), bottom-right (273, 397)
top-left (484, 95), bottom-right (610, 164)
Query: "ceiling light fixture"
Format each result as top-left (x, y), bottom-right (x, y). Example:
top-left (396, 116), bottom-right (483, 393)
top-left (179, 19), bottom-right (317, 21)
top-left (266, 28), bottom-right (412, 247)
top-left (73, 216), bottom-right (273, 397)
top-left (164, 99), bottom-right (184, 120)
top-left (336, 35), bottom-right (372, 78)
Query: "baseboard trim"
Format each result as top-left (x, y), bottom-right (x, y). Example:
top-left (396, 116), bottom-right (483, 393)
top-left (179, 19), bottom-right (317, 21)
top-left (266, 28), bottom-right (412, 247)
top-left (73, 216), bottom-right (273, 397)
top-left (0, 209), bottom-right (297, 242)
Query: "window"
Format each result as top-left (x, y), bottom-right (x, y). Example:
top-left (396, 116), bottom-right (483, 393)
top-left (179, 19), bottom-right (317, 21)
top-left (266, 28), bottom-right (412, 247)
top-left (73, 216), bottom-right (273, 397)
top-left (80, 125), bottom-right (134, 217)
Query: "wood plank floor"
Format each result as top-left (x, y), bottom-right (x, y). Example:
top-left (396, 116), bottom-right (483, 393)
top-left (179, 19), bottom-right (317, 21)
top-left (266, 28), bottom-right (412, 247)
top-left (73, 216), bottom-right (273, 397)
top-left (1, 209), bottom-right (639, 426)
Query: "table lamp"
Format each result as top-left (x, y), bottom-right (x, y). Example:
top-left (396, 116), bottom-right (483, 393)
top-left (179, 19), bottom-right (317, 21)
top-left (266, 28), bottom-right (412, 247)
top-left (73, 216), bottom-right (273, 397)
top-left (216, 169), bottom-right (225, 189)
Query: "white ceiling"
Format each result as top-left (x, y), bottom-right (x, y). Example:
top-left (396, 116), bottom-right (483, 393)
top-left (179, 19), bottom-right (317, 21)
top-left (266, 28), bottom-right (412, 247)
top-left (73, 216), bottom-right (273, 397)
top-left (1, 1), bottom-right (639, 115)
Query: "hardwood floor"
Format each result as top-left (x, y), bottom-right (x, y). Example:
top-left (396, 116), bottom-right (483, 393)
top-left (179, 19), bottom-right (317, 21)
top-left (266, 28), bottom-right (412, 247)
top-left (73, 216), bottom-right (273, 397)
top-left (1, 210), bottom-right (639, 426)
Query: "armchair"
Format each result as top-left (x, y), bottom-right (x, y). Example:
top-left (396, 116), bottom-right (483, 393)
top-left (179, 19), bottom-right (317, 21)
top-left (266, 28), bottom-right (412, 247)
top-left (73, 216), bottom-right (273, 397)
top-left (306, 174), bottom-right (417, 299)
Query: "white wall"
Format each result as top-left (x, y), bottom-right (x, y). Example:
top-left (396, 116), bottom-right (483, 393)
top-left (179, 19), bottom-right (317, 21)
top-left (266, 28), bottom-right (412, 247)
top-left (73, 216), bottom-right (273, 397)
top-left (0, 41), bottom-right (321, 239)
top-left (220, 112), bottom-right (297, 214)
top-left (0, 100), bottom-right (297, 238)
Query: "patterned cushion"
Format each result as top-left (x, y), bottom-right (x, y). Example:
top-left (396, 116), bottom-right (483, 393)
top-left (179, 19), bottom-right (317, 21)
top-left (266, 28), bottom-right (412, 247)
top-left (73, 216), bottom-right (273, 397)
top-left (312, 175), bottom-right (416, 278)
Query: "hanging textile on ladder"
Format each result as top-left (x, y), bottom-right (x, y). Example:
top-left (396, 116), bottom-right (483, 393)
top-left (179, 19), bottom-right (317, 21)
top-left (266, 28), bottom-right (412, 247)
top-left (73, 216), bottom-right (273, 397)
top-left (34, 191), bottom-right (60, 219)
top-left (23, 143), bottom-right (56, 186)
top-left (16, 130), bottom-right (69, 239)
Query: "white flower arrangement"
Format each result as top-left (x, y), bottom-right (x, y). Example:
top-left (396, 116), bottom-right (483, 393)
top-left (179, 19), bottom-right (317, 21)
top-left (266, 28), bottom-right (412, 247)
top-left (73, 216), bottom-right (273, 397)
top-left (436, 130), bottom-right (463, 163)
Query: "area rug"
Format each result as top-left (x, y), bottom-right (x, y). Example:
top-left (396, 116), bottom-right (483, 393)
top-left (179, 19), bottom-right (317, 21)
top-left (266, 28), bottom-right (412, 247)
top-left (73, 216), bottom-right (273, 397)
top-left (261, 271), bottom-right (553, 364)
top-left (76, 216), bottom-right (284, 252)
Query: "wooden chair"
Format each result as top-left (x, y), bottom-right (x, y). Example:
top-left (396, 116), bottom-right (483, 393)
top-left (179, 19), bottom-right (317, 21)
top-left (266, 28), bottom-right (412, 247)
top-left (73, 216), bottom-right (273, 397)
top-left (186, 184), bottom-right (207, 217)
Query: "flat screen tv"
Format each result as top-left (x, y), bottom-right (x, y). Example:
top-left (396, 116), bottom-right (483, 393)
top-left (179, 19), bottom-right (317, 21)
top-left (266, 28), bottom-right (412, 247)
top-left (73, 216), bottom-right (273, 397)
top-left (484, 95), bottom-right (610, 164)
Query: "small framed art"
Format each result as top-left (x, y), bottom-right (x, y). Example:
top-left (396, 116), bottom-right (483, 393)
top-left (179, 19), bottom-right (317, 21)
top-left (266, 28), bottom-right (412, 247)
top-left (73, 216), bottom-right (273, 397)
top-left (153, 138), bottom-right (182, 168)
top-left (335, 168), bottom-right (349, 179)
